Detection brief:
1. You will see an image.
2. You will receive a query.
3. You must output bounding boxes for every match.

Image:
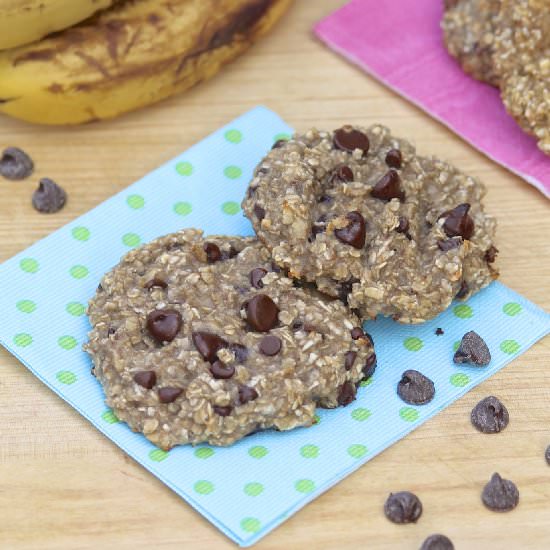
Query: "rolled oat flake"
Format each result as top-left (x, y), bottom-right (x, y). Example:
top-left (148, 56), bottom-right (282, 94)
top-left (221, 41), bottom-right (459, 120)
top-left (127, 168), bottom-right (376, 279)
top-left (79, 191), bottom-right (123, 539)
top-left (481, 473), bottom-right (519, 512)
top-left (384, 491), bottom-right (423, 524)
top-left (471, 396), bottom-right (509, 433)
top-left (32, 177), bottom-right (67, 213)
top-left (420, 534), bottom-right (454, 550)
top-left (397, 369), bottom-right (435, 405)
top-left (0, 146), bottom-right (34, 180)
top-left (454, 330), bottom-right (491, 366)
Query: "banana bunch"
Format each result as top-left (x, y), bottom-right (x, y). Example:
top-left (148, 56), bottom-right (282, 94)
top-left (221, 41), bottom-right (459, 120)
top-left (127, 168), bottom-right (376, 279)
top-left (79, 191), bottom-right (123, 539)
top-left (0, 0), bottom-right (292, 124)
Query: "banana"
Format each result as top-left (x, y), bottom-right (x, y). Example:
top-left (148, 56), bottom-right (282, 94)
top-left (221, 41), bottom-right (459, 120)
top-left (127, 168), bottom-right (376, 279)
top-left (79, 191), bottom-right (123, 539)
top-left (0, 0), bottom-right (118, 50)
top-left (0, 0), bottom-right (292, 125)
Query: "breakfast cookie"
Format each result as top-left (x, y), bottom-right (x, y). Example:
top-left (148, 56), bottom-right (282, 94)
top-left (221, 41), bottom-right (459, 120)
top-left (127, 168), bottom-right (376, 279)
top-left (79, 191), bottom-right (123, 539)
top-left (85, 229), bottom-right (375, 449)
top-left (493, 0), bottom-right (550, 155)
top-left (242, 125), bottom-right (497, 323)
top-left (442, 0), bottom-right (503, 86)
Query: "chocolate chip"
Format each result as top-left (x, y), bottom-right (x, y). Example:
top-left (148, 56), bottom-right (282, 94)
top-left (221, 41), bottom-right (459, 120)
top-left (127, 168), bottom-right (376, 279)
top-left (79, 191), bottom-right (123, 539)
top-left (229, 343), bottom-right (249, 363)
top-left (158, 387), bottom-right (183, 403)
top-left (545, 445), bottom-right (550, 465)
top-left (203, 242), bottom-right (221, 263)
top-left (144, 277), bottom-right (167, 290)
top-left (146, 309), bottom-right (182, 343)
top-left (442, 203), bottom-right (474, 240)
top-left (481, 473), bottom-right (519, 512)
top-left (362, 353), bottom-right (377, 380)
top-left (351, 327), bottom-right (364, 340)
top-left (245, 294), bottom-right (279, 332)
top-left (238, 385), bottom-right (259, 405)
top-left (397, 370), bottom-right (435, 405)
top-left (192, 331), bottom-right (228, 362)
top-left (484, 245), bottom-right (498, 263)
top-left (338, 278), bottom-right (359, 306)
top-left (344, 351), bottom-right (357, 370)
top-left (221, 245), bottom-right (239, 260)
top-left (471, 396), bottom-right (509, 434)
top-left (270, 261), bottom-right (282, 273)
top-left (396, 216), bottom-right (409, 234)
top-left (0, 147), bottom-right (34, 180)
top-left (363, 332), bottom-right (374, 347)
top-left (108, 327), bottom-right (116, 336)
top-left (249, 267), bottom-right (268, 289)
top-left (437, 238), bottom-right (461, 252)
top-left (253, 204), bottom-right (265, 221)
top-left (435, 327), bottom-right (444, 336)
top-left (32, 178), bottom-right (67, 213)
top-left (335, 211), bottom-right (366, 249)
top-left (420, 534), bottom-right (454, 550)
top-left (318, 194), bottom-right (333, 204)
top-left (329, 164), bottom-right (354, 184)
top-left (133, 370), bottom-right (157, 389)
top-left (384, 492), bottom-right (423, 524)
top-left (454, 331), bottom-right (491, 366)
top-left (272, 138), bottom-right (288, 149)
top-left (213, 405), bottom-right (232, 416)
top-left (456, 280), bottom-right (469, 299)
top-left (333, 127), bottom-right (370, 155)
top-left (385, 148), bottom-right (402, 169)
top-left (210, 360), bottom-right (235, 379)
top-left (337, 381), bottom-right (356, 406)
top-left (371, 170), bottom-right (404, 201)
top-left (259, 334), bottom-right (281, 356)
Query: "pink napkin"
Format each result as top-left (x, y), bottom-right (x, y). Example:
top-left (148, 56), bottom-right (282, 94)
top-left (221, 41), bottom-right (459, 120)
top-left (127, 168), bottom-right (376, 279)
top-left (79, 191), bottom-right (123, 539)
top-left (315, 0), bottom-right (550, 198)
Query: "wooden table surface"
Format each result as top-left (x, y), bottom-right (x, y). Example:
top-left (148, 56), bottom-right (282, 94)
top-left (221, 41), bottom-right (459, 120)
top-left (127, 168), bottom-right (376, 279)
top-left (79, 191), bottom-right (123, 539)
top-left (1, 1), bottom-right (549, 549)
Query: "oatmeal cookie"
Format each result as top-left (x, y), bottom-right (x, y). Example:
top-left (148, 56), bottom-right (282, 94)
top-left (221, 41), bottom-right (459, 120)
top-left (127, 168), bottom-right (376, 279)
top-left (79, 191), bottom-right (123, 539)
top-left (442, 0), bottom-right (503, 86)
top-left (242, 126), bottom-right (497, 323)
top-left (85, 229), bottom-right (375, 448)
top-left (493, 0), bottom-right (550, 155)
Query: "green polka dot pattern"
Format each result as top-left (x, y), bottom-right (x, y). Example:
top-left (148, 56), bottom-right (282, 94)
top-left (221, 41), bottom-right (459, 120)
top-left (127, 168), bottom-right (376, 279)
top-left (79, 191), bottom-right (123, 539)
top-left (71, 227), bottom-right (90, 241)
top-left (194, 480), bottom-right (215, 495)
top-left (403, 337), bottom-right (423, 351)
top-left (16, 300), bottom-right (36, 313)
top-left (453, 340), bottom-right (461, 352)
top-left (450, 373), bottom-right (470, 387)
top-left (101, 410), bottom-right (120, 424)
top-left (503, 302), bottom-right (522, 316)
top-left (13, 333), bottom-right (32, 347)
top-left (224, 166), bottom-right (243, 179)
top-left (66, 302), bottom-right (86, 316)
top-left (500, 340), bottom-right (520, 354)
top-left (19, 258), bottom-right (39, 273)
top-left (122, 233), bottom-right (141, 248)
top-left (126, 195), bottom-right (145, 209)
top-left (399, 407), bottom-right (419, 422)
top-left (58, 335), bottom-right (78, 350)
top-left (360, 377), bottom-right (374, 387)
top-left (225, 129), bottom-right (243, 144)
top-left (248, 446), bottom-right (269, 459)
top-left (347, 444), bottom-right (368, 459)
top-left (453, 304), bottom-right (473, 319)
top-left (194, 447), bottom-right (215, 459)
top-left (351, 408), bottom-right (371, 422)
top-left (273, 132), bottom-right (291, 142)
top-left (173, 202), bottom-right (192, 216)
top-left (300, 445), bottom-right (319, 459)
top-left (175, 161), bottom-right (193, 176)
top-left (295, 479), bottom-right (315, 493)
top-left (222, 201), bottom-right (240, 215)
top-left (244, 482), bottom-right (264, 496)
top-left (56, 370), bottom-right (77, 385)
top-left (149, 449), bottom-right (169, 462)
top-left (69, 265), bottom-right (89, 279)
top-left (240, 517), bottom-right (261, 534)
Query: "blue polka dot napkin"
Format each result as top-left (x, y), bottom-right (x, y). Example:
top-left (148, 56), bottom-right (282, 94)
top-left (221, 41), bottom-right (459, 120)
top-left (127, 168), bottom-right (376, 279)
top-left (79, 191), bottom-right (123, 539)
top-left (1, 106), bottom-right (549, 547)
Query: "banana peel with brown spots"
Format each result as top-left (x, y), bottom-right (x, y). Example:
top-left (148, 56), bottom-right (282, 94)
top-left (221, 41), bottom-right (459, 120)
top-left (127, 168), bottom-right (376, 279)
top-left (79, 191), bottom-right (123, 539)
top-left (0, 0), bottom-right (293, 125)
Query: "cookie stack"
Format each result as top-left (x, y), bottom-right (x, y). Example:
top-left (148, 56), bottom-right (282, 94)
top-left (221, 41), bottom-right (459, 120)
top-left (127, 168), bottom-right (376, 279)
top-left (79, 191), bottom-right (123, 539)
top-left (442, 0), bottom-right (550, 155)
top-left (86, 125), bottom-right (497, 449)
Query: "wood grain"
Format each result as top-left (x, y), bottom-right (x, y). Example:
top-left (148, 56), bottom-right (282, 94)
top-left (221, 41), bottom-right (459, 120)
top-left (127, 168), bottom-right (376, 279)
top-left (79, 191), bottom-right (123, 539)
top-left (1, 1), bottom-right (549, 549)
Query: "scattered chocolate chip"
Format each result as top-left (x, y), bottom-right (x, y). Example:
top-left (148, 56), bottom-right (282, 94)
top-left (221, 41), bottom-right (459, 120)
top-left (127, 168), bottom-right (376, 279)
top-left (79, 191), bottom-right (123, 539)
top-left (344, 351), bottom-right (357, 370)
top-left (203, 242), bottom-right (221, 263)
top-left (362, 353), bottom-right (377, 380)
top-left (292, 320), bottom-right (304, 331)
top-left (133, 370), bottom-right (157, 389)
top-left (0, 147), bottom-right (34, 180)
top-left (484, 245), bottom-right (498, 264)
top-left (471, 396), bottom-right (509, 434)
top-left (335, 211), bottom-right (366, 249)
top-left (32, 178), bottom-right (67, 213)
top-left (144, 277), bottom-right (167, 290)
top-left (259, 334), bottom-right (282, 356)
top-left (247, 185), bottom-right (257, 198)
top-left (351, 327), bottom-right (364, 340)
top-left (270, 261), bottom-right (281, 273)
top-left (545, 445), bottom-right (550, 465)
top-left (384, 492), bottom-right (423, 524)
top-left (337, 381), bottom-right (356, 406)
top-left (397, 370), bottom-right (435, 405)
top-left (213, 405), bottom-right (232, 416)
top-left (456, 280), bottom-right (469, 299)
top-left (192, 331), bottom-right (228, 362)
top-left (442, 203), bottom-right (474, 240)
top-left (481, 473), bottom-right (519, 512)
top-left (396, 216), bottom-right (409, 234)
top-left (454, 331), bottom-right (491, 366)
top-left (437, 238), bottom-right (461, 252)
top-left (420, 534), bottom-right (454, 550)
top-left (329, 164), bottom-right (354, 184)
top-left (158, 387), bottom-right (183, 404)
top-left (253, 204), bottom-right (265, 220)
top-left (221, 245), bottom-right (239, 260)
top-left (238, 385), bottom-right (259, 405)
top-left (311, 214), bottom-right (329, 240)
top-left (371, 170), bottom-right (404, 201)
top-left (245, 294), bottom-right (279, 332)
top-left (385, 148), bottom-right (402, 169)
top-left (318, 194), bottom-right (333, 204)
top-left (210, 360), bottom-right (235, 380)
top-left (338, 278), bottom-right (359, 306)
top-left (146, 309), bottom-right (182, 343)
top-left (249, 267), bottom-right (268, 289)
top-left (97, 283), bottom-right (104, 291)
top-left (272, 138), bottom-right (288, 149)
top-left (333, 126), bottom-right (370, 155)
top-left (435, 327), bottom-right (444, 336)
top-left (229, 342), bottom-right (248, 363)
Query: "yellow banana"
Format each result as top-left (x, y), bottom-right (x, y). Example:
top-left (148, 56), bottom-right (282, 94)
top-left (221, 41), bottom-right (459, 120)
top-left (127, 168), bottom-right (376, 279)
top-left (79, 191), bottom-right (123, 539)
top-left (0, 0), bottom-right (292, 125)
top-left (0, 0), bottom-right (118, 50)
